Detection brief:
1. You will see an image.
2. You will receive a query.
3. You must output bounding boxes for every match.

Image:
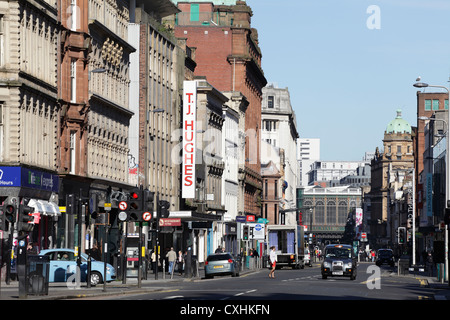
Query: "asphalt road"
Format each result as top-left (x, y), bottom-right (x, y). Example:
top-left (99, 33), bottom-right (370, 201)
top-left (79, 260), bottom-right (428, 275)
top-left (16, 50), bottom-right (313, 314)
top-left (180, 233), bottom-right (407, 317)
top-left (92, 262), bottom-right (436, 301)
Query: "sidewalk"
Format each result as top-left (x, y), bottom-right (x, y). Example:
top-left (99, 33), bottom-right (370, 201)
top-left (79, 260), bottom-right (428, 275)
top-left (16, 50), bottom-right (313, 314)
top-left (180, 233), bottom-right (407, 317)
top-left (0, 267), bottom-right (261, 300)
top-left (388, 263), bottom-right (450, 300)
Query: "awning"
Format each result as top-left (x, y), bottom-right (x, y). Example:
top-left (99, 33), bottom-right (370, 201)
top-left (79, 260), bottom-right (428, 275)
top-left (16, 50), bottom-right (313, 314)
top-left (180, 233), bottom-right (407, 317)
top-left (28, 199), bottom-right (61, 217)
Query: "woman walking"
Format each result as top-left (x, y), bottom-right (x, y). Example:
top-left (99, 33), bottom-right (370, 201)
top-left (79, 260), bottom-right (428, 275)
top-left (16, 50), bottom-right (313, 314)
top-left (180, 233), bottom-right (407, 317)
top-left (269, 246), bottom-right (277, 278)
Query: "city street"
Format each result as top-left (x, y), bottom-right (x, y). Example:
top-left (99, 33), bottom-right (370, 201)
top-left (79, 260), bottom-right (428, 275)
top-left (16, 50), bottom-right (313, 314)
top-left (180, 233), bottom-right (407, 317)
top-left (73, 262), bottom-right (445, 301)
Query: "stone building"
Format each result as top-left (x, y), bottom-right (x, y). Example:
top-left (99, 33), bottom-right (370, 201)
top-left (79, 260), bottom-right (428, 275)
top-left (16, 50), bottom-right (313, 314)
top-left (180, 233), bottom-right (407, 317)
top-left (261, 84), bottom-right (299, 225)
top-left (0, 0), bottom-right (61, 249)
top-left (370, 110), bottom-right (414, 246)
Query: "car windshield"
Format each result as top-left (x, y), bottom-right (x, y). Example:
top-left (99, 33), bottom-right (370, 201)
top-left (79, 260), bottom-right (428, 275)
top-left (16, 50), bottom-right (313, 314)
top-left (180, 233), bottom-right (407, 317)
top-left (378, 250), bottom-right (392, 257)
top-left (325, 247), bottom-right (351, 259)
top-left (207, 254), bottom-right (232, 262)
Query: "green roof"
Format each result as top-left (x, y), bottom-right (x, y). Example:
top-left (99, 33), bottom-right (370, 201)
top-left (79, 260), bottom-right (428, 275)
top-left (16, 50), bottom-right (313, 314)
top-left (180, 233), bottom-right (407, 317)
top-left (386, 109), bottom-right (411, 134)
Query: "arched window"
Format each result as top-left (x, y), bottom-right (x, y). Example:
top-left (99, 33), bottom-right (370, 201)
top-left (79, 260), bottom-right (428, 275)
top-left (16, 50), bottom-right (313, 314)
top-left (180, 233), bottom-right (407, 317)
top-left (327, 200), bottom-right (336, 225)
top-left (303, 201), bottom-right (313, 225)
top-left (315, 200), bottom-right (324, 224)
top-left (338, 201), bottom-right (347, 224)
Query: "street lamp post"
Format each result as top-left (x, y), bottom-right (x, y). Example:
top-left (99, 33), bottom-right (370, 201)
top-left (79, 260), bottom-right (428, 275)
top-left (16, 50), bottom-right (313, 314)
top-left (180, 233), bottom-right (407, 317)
top-left (415, 80), bottom-right (449, 283)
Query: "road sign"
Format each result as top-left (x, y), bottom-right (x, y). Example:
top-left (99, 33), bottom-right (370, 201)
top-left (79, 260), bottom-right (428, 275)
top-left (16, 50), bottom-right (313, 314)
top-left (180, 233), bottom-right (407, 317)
top-left (159, 218), bottom-right (181, 227)
top-left (104, 203), bottom-right (112, 211)
top-left (142, 211), bottom-right (152, 221)
top-left (118, 211), bottom-right (127, 221)
top-left (118, 201), bottom-right (128, 211)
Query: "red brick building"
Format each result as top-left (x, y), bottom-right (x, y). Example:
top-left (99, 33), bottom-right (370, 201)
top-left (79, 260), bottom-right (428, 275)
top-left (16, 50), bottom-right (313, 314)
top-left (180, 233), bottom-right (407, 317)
top-left (58, 0), bottom-right (91, 176)
top-left (172, 0), bottom-right (267, 216)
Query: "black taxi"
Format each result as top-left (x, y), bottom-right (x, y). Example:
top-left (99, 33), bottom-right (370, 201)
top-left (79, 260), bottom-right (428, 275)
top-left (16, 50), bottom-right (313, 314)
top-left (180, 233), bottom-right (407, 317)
top-left (321, 244), bottom-right (357, 280)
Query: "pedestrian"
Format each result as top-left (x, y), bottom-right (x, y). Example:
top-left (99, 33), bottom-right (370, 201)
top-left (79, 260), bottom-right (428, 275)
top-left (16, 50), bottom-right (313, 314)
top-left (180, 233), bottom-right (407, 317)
top-left (88, 243), bottom-right (101, 261)
top-left (151, 250), bottom-right (157, 273)
top-left (268, 246), bottom-right (277, 279)
top-left (177, 250), bottom-right (184, 275)
top-left (26, 242), bottom-right (37, 255)
top-left (371, 250), bottom-right (375, 262)
top-left (215, 246), bottom-right (223, 253)
top-left (426, 251), bottom-right (434, 277)
top-left (166, 247), bottom-right (177, 274)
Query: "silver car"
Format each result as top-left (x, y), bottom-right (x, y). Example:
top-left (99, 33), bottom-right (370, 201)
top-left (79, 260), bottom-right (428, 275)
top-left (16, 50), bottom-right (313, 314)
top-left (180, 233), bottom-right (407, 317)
top-left (204, 253), bottom-right (240, 279)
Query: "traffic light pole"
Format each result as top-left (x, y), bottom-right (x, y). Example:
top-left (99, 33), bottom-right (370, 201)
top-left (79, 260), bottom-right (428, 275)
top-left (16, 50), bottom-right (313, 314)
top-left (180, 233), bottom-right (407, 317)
top-left (138, 222), bottom-right (142, 288)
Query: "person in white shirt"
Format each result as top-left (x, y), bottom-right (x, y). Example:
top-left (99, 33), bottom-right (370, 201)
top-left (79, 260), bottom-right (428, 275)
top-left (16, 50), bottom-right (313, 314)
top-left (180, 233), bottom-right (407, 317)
top-left (269, 246), bottom-right (277, 279)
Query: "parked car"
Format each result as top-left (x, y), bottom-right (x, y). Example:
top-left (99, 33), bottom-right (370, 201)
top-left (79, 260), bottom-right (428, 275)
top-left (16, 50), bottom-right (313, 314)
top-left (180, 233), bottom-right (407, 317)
top-left (376, 249), bottom-right (395, 267)
top-left (204, 253), bottom-right (240, 279)
top-left (39, 248), bottom-right (116, 286)
top-left (321, 244), bottom-right (357, 280)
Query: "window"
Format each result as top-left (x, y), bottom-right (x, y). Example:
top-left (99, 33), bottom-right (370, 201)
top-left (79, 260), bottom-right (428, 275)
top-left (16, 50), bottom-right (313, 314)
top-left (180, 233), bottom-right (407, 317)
top-left (432, 99), bottom-right (439, 110)
top-left (0, 15), bottom-right (4, 66)
top-left (446, 100), bottom-right (449, 110)
top-left (274, 180), bottom-right (278, 198)
top-left (397, 145), bottom-right (401, 153)
top-left (425, 99), bottom-right (431, 111)
top-left (338, 201), bottom-right (347, 224)
top-left (70, 60), bottom-right (76, 103)
top-left (267, 96), bottom-right (274, 108)
top-left (327, 201), bottom-right (336, 225)
top-left (70, 131), bottom-right (76, 174)
top-left (70, 0), bottom-right (78, 31)
top-left (315, 201), bottom-right (324, 224)
top-left (190, 4), bottom-right (199, 21)
top-left (265, 180), bottom-right (268, 199)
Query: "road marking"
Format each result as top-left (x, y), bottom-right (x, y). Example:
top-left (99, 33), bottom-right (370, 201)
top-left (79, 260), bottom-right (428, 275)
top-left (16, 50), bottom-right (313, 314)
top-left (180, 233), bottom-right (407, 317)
top-left (163, 295), bottom-right (184, 300)
top-left (233, 289), bottom-right (256, 297)
top-left (360, 277), bottom-right (381, 285)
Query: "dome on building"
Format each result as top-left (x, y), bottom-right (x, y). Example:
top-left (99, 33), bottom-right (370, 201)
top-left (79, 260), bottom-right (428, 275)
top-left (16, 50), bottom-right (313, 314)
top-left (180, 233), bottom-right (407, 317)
top-left (386, 109), bottom-right (411, 134)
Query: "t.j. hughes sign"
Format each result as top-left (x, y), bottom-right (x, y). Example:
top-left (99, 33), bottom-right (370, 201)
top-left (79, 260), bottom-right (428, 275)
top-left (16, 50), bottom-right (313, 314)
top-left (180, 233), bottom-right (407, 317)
top-left (182, 81), bottom-right (197, 199)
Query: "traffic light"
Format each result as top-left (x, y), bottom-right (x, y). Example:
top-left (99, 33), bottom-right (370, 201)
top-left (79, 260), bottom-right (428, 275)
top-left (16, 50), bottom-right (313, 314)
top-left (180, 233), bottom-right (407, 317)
top-left (17, 204), bottom-right (34, 232)
top-left (66, 194), bottom-right (79, 215)
top-left (89, 193), bottom-right (99, 220)
top-left (444, 207), bottom-right (450, 225)
top-left (143, 189), bottom-right (154, 213)
top-left (398, 227), bottom-right (406, 244)
top-left (3, 198), bottom-right (17, 225)
top-left (158, 200), bottom-right (170, 218)
top-left (243, 225), bottom-right (249, 240)
top-left (128, 188), bottom-right (143, 221)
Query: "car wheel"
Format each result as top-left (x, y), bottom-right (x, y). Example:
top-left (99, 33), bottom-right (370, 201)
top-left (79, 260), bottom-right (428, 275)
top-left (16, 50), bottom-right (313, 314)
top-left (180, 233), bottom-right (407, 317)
top-left (322, 274), bottom-right (327, 279)
top-left (90, 271), bottom-right (102, 286)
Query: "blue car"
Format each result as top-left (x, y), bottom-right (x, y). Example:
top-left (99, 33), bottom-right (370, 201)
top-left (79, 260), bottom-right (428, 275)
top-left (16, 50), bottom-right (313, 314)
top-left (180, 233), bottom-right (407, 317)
top-left (39, 248), bottom-right (116, 286)
top-left (204, 253), bottom-right (240, 279)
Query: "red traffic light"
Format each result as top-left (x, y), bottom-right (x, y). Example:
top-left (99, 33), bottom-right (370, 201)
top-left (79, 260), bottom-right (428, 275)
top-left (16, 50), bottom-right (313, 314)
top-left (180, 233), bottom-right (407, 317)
top-left (5, 204), bottom-right (15, 215)
top-left (131, 192), bottom-right (139, 199)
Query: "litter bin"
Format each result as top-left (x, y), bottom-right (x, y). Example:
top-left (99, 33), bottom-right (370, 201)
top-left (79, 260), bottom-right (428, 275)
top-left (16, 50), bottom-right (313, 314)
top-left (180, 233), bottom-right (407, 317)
top-left (27, 255), bottom-right (50, 295)
top-left (398, 258), bottom-right (409, 276)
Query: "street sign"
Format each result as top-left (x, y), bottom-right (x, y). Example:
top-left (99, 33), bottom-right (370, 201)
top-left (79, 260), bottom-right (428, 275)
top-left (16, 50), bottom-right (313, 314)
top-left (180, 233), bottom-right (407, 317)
top-left (236, 216), bottom-right (246, 223)
top-left (118, 201), bottom-right (128, 211)
top-left (246, 215), bottom-right (255, 222)
top-left (142, 211), bottom-right (152, 222)
top-left (118, 211), bottom-right (127, 221)
top-left (159, 218), bottom-right (181, 227)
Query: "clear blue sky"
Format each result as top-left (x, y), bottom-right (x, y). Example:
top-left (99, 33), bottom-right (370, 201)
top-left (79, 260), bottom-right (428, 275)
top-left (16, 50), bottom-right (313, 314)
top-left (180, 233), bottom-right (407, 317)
top-left (248, 0), bottom-right (450, 161)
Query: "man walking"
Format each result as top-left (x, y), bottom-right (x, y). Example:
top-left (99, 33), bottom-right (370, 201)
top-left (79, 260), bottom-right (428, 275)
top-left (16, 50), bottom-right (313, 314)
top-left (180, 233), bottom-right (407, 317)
top-left (167, 247), bottom-right (177, 275)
